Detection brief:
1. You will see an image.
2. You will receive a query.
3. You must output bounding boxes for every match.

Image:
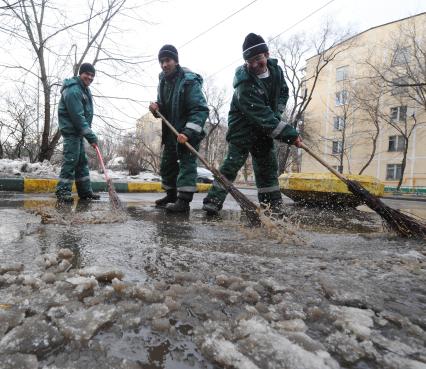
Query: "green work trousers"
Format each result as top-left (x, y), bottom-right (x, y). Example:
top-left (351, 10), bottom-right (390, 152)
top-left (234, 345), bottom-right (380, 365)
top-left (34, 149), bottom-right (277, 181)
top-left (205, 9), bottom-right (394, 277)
top-left (56, 135), bottom-right (93, 198)
top-left (160, 135), bottom-right (199, 193)
top-left (205, 137), bottom-right (282, 206)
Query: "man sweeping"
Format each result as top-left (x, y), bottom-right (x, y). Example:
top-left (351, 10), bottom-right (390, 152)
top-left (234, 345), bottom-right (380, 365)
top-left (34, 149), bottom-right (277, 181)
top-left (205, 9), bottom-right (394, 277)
top-left (202, 33), bottom-right (302, 215)
top-left (149, 45), bottom-right (209, 213)
top-left (56, 63), bottom-right (100, 203)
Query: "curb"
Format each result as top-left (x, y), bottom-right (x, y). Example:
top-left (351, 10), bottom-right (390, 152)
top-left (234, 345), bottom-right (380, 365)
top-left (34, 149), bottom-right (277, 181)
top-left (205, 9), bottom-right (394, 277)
top-left (382, 195), bottom-right (426, 202)
top-left (0, 178), bottom-right (212, 193)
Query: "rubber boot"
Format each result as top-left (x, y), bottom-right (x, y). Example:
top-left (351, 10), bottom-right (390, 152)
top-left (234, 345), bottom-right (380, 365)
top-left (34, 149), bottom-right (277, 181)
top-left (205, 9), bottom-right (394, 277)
top-left (202, 196), bottom-right (222, 215)
top-left (79, 192), bottom-right (101, 201)
top-left (260, 199), bottom-right (286, 217)
top-left (165, 192), bottom-right (192, 213)
top-left (155, 189), bottom-right (177, 208)
top-left (56, 194), bottom-right (74, 204)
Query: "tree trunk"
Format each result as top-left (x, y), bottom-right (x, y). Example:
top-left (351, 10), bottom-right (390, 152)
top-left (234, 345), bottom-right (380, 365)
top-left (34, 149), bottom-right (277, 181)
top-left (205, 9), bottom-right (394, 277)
top-left (38, 77), bottom-right (52, 161)
top-left (396, 138), bottom-right (409, 190)
top-left (359, 130), bottom-right (379, 175)
top-left (339, 135), bottom-right (345, 174)
top-left (44, 129), bottom-right (62, 161)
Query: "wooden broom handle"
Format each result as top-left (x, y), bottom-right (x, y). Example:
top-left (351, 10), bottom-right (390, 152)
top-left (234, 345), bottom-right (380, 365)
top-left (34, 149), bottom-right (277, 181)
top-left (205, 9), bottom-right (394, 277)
top-left (94, 144), bottom-right (111, 182)
top-left (299, 142), bottom-right (348, 183)
top-left (155, 110), bottom-right (215, 173)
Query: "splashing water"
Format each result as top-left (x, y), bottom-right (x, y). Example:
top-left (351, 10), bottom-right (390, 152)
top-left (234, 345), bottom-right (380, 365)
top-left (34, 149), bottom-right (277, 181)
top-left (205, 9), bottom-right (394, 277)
top-left (234, 206), bottom-right (307, 246)
top-left (29, 203), bottom-right (127, 225)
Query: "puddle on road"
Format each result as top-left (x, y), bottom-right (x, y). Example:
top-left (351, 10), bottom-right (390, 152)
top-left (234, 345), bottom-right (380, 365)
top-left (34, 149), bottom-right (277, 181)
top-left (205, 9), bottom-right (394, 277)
top-left (95, 324), bottom-right (214, 369)
top-left (1, 196), bottom-right (425, 369)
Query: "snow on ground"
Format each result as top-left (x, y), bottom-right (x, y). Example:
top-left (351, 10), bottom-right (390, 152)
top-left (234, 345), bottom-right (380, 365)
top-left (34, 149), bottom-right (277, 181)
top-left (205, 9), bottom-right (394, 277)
top-left (0, 159), bottom-right (161, 182)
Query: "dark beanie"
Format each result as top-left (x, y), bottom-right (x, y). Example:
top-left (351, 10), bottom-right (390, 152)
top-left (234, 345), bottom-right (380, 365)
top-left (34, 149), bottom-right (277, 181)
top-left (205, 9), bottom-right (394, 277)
top-left (79, 63), bottom-right (96, 75)
top-left (242, 33), bottom-right (268, 60)
top-left (158, 44), bottom-right (179, 63)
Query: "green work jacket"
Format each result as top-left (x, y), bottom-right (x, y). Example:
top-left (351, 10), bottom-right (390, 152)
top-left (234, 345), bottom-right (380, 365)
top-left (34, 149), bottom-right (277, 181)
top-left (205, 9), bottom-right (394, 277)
top-left (157, 65), bottom-right (209, 144)
top-left (58, 76), bottom-right (97, 144)
top-left (227, 58), bottom-right (297, 145)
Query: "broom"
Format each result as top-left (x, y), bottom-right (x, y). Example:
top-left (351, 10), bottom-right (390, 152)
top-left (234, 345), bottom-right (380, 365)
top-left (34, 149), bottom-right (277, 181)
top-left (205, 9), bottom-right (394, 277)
top-left (155, 111), bottom-right (261, 226)
top-left (300, 142), bottom-right (426, 239)
top-left (94, 144), bottom-right (123, 210)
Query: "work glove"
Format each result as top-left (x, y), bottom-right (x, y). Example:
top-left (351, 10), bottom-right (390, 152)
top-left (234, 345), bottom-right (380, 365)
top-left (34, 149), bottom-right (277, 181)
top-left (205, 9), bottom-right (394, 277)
top-left (182, 128), bottom-right (202, 146)
top-left (84, 130), bottom-right (98, 145)
top-left (149, 102), bottom-right (160, 118)
top-left (294, 136), bottom-right (303, 148)
top-left (274, 123), bottom-right (298, 145)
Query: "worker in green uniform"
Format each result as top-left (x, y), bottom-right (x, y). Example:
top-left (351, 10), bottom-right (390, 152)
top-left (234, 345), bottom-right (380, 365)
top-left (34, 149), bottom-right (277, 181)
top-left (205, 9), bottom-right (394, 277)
top-left (149, 45), bottom-right (209, 213)
top-left (56, 63), bottom-right (100, 203)
top-left (202, 33), bottom-right (302, 215)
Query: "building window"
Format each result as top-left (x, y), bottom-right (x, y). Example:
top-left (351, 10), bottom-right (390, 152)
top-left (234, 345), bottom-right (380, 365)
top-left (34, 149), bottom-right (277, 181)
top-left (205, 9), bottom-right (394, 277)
top-left (333, 116), bottom-right (345, 131)
top-left (336, 66), bottom-right (348, 81)
top-left (392, 47), bottom-right (410, 66)
top-left (335, 90), bottom-right (348, 106)
top-left (391, 77), bottom-right (408, 95)
top-left (390, 106), bottom-right (407, 122)
top-left (386, 164), bottom-right (402, 180)
top-left (388, 135), bottom-right (405, 152)
top-left (332, 140), bottom-right (343, 154)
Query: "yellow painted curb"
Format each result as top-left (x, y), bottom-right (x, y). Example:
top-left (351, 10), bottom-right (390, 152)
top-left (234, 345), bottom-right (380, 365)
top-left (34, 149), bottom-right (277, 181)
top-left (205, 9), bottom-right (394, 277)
top-left (128, 182), bottom-right (163, 192)
top-left (128, 182), bottom-right (212, 192)
top-left (279, 173), bottom-right (384, 196)
top-left (24, 178), bottom-right (77, 193)
top-left (197, 183), bottom-right (212, 192)
top-left (21, 178), bottom-right (212, 193)
top-left (23, 199), bottom-right (57, 209)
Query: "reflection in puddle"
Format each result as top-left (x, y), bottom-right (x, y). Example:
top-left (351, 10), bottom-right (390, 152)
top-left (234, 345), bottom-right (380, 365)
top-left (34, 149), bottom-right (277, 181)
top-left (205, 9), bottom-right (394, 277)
top-left (96, 324), bottom-right (213, 369)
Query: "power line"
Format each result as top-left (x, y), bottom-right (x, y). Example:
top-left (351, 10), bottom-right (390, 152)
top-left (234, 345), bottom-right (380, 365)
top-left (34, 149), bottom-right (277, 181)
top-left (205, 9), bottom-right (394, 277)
top-left (141, 0), bottom-right (260, 66)
top-left (208, 0), bottom-right (337, 79)
top-left (269, 0), bottom-right (336, 42)
top-left (179, 0), bottom-right (259, 49)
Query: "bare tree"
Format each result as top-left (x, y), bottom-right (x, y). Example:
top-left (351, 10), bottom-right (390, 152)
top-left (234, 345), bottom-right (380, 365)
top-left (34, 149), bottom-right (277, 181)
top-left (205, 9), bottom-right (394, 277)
top-left (380, 99), bottom-right (421, 190)
top-left (367, 18), bottom-right (426, 110)
top-left (269, 21), bottom-right (354, 173)
top-left (201, 78), bottom-right (228, 167)
top-left (0, 87), bottom-right (40, 161)
top-left (348, 77), bottom-right (386, 175)
top-left (115, 130), bottom-right (161, 175)
top-left (365, 17), bottom-right (426, 189)
top-left (0, 0), bottom-right (150, 162)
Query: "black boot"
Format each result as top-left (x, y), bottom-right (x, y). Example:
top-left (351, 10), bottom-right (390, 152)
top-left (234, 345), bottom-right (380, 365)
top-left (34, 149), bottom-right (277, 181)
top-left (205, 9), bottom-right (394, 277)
top-left (202, 196), bottom-right (222, 215)
top-left (56, 191), bottom-right (74, 204)
top-left (155, 189), bottom-right (177, 208)
top-left (79, 192), bottom-right (101, 201)
top-left (259, 191), bottom-right (285, 215)
top-left (165, 192), bottom-right (193, 213)
top-left (260, 199), bottom-right (286, 216)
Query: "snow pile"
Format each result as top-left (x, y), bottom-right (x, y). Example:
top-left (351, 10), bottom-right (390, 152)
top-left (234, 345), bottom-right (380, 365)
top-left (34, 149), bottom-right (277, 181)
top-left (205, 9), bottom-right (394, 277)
top-left (94, 170), bottom-right (160, 182)
top-left (0, 158), bottom-right (161, 182)
top-left (0, 159), bottom-right (59, 178)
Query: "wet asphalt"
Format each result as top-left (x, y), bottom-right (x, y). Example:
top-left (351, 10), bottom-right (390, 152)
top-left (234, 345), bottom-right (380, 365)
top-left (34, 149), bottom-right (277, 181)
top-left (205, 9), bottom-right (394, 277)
top-left (0, 191), bottom-right (425, 369)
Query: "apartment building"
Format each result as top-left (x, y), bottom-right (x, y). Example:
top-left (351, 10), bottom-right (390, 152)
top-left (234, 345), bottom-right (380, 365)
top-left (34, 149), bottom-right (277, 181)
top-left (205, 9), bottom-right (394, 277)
top-left (301, 12), bottom-right (426, 189)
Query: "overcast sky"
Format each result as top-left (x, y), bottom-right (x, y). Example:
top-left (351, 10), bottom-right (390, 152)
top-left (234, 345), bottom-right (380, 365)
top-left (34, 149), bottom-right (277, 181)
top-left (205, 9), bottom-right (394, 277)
top-left (2, 0), bottom-right (425, 132)
top-left (107, 0), bottom-right (424, 129)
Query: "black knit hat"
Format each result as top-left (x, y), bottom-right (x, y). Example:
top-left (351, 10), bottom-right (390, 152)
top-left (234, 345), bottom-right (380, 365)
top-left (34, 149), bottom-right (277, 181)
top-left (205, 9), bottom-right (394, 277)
top-left (242, 33), bottom-right (268, 60)
top-left (79, 63), bottom-right (96, 75)
top-left (158, 44), bottom-right (179, 63)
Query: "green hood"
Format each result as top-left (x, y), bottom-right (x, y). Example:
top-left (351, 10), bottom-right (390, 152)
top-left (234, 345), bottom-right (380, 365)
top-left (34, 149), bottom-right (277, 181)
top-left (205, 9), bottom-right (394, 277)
top-left (60, 76), bottom-right (81, 93)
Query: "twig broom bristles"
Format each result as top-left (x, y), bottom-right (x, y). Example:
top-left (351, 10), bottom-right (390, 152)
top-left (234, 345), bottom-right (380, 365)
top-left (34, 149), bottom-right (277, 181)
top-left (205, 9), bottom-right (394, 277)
top-left (94, 144), bottom-right (123, 210)
top-left (156, 111), bottom-right (261, 226)
top-left (300, 142), bottom-right (426, 239)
